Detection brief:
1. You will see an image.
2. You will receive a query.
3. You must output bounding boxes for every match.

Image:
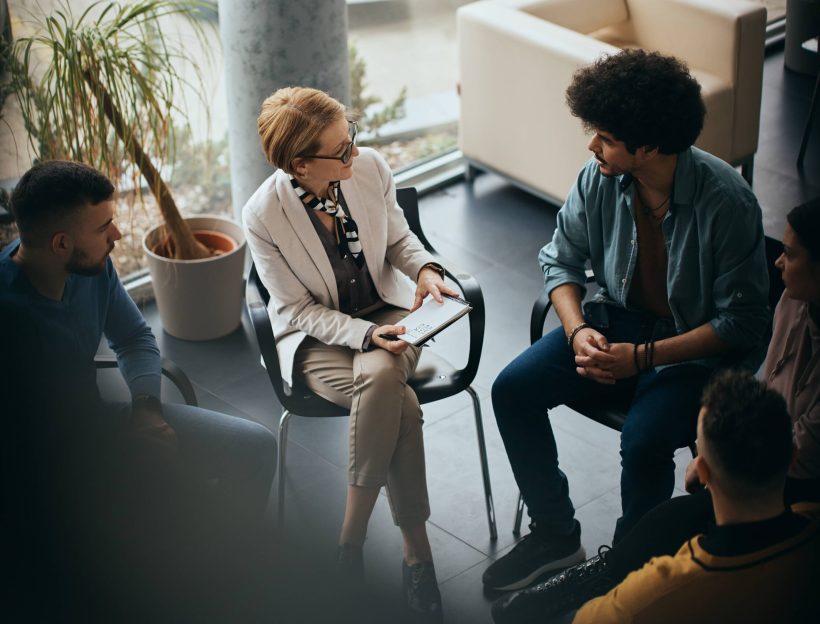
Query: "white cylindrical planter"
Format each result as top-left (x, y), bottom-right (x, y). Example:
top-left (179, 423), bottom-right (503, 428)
top-left (144, 216), bottom-right (246, 341)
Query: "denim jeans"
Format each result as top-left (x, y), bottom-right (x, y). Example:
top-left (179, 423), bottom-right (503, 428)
top-left (492, 305), bottom-right (712, 543)
top-left (109, 403), bottom-right (277, 516)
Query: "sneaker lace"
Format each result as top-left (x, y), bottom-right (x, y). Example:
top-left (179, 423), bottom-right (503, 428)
top-left (531, 544), bottom-right (611, 593)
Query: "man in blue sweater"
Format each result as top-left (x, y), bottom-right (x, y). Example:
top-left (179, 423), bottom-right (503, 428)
top-left (0, 160), bottom-right (276, 515)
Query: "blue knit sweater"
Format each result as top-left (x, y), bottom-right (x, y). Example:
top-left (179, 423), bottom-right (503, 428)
top-left (0, 240), bottom-right (161, 399)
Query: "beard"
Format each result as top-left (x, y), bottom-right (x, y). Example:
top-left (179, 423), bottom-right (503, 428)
top-left (66, 245), bottom-right (113, 276)
top-left (595, 155), bottom-right (620, 178)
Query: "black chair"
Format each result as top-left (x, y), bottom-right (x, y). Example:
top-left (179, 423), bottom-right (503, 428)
top-left (512, 235), bottom-right (785, 535)
top-left (246, 187), bottom-right (497, 539)
top-left (94, 355), bottom-right (199, 407)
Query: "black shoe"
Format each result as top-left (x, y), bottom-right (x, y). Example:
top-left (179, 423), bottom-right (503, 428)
top-left (402, 560), bottom-right (443, 622)
top-left (490, 545), bottom-right (613, 624)
top-left (482, 521), bottom-right (585, 592)
top-left (337, 543), bottom-right (364, 580)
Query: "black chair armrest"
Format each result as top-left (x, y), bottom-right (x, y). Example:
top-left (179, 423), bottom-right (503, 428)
top-left (94, 354), bottom-right (198, 406)
top-left (428, 251), bottom-right (485, 388)
top-left (530, 270), bottom-right (596, 346)
top-left (245, 268), bottom-right (289, 402)
top-left (530, 290), bottom-right (553, 346)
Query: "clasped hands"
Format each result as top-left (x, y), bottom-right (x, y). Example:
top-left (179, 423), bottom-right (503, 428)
top-left (371, 266), bottom-right (458, 354)
top-left (572, 327), bottom-right (639, 385)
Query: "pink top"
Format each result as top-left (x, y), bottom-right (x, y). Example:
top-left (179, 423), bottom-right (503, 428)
top-left (763, 294), bottom-right (820, 480)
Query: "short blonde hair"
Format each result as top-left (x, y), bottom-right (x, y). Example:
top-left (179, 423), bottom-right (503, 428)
top-left (257, 87), bottom-right (347, 175)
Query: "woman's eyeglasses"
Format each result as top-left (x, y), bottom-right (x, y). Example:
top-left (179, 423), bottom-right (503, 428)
top-left (303, 120), bottom-right (358, 164)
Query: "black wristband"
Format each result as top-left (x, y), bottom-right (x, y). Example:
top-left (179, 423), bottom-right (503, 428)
top-left (420, 262), bottom-right (445, 279)
top-left (648, 339), bottom-right (656, 371)
top-left (568, 322), bottom-right (592, 349)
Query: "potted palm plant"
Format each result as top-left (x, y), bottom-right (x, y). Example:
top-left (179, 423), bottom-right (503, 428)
top-left (9, 0), bottom-right (246, 340)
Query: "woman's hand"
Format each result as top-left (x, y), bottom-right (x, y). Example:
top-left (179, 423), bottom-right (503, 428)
top-left (372, 324), bottom-right (411, 354)
top-left (411, 266), bottom-right (460, 312)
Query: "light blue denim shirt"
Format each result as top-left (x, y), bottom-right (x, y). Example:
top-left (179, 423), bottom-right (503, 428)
top-left (539, 147), bottom-right (770, 368)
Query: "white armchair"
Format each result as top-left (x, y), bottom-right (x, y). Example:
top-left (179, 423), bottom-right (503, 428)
top-left (457, 0), bottom-right (767, 204)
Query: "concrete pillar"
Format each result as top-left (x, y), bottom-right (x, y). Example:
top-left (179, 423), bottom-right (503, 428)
top-left (218, 0), bottom-right (350, 219)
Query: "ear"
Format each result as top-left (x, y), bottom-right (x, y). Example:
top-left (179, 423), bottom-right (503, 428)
top-left (694, 455), bottom-right (711, 487)
top-left (291, 157), bottom-right (308, 178)
top-left (50, 231), bottom-right (72, 258)
top-left (636, 145), bottom-right (659, 163)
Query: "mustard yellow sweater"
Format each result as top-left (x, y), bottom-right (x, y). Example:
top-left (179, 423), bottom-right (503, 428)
top-left (574, 521), bottom-right (820, 624)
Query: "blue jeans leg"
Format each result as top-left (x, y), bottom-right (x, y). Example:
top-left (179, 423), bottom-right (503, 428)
top-left (492, 326), bottom-right (628, 536)
top-left (614, 364), bottom-right (712, 543)
top-left (161, 405), bottom-right (278, 516)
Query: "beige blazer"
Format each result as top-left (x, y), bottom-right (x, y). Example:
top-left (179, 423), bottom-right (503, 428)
top-left (242, 147), bottom-right (435, 386)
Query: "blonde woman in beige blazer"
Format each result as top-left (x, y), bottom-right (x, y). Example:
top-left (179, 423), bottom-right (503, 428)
top-left (242, 87), bottom-right (455, 618)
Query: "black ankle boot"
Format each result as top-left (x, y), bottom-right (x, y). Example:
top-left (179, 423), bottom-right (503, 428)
top-left (402, 560), bottom-right (443, 622)
top-left (491, 546), bottom-right (613, 623)
top-left (337, 543), bottom-right (364, 581)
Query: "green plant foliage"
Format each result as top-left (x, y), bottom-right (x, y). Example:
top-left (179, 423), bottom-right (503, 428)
top-left (348, 39), bottom-right (406, 138)
top-left (169, 124), bottom-right (231, 210)
top-left (10, 0), bottom-right (214, 191)
top-left (0, 0), bottom-right (12, 122)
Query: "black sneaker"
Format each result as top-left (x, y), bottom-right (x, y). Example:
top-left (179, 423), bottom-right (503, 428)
top-left (482, 521), bottom-right (585, 592)
top-left (490, 545), bottom-right (613, 624)
top-left (402, 560), bottom-right (443, 622)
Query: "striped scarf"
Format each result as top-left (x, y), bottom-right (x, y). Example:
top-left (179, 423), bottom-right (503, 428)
top-left (290, 177), bottom-right (364, 267)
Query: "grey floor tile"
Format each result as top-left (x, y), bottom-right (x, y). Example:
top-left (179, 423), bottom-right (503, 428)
top-left (575, 488), bottom-right (623, 552)
top-left (278, 435), bottom-right (347, 495)
top-left (208, 368), bottom-right (281, 429)
top-left (142, 304), bottom-right (264, 392)
top-left (425, 399), bottom-right (523, 554)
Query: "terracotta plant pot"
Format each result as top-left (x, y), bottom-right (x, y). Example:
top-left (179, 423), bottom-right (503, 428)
top-left (143, 215), bottom-right (246, 341)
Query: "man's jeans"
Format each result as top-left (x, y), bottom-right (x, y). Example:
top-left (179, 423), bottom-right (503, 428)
top-left (492, 305), bottom-right (712, 544)
top-left (111, 403), bottom-right (277, 516)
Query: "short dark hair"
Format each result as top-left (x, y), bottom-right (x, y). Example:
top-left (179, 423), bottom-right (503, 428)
top-left (700, 370), bottom-right (792, 486)
top-left (10, 161), bottom-right (115, 245)
top-left (565, 49), bottom-right (705, 154)
top-left (787, 198), bottom-right (820, 262)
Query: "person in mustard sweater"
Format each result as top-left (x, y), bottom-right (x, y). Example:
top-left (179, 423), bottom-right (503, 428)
top-left (573, 370), bottom-right (820, 624)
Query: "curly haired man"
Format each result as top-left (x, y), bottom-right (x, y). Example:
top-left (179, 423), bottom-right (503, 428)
top-left (484, 50), bottom-right (771, 607)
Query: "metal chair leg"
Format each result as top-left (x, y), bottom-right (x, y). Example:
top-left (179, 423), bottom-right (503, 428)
top-left (798, 71), bottom-right (820, 170)
top-left (513, 491), bottom-right (525, 536)
top-left (277, 410), bottom-right (292, 529)
top-left (467, 386), bottom-right (497, 540)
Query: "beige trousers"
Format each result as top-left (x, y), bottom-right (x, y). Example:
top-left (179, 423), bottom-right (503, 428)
top-left (293, 306), bottom-right (429, 527)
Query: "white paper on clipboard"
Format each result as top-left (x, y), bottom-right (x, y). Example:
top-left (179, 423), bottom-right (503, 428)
top-left (397, 294), bottom-right (472, 346)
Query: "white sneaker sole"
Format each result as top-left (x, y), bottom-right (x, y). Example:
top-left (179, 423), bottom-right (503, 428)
top-left (491, 546), bottom-right (587, 592)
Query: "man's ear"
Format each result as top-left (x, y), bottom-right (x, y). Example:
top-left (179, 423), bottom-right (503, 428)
top-left (50, 231), bottom-right (72, 258)
top-left (694, 455), bottom-right (711, 487)
top-left (636, 145), bottom-right (659, 163)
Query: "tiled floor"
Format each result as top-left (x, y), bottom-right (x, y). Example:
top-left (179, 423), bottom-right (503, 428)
top-left (130, 48), bottom-right (817, 623)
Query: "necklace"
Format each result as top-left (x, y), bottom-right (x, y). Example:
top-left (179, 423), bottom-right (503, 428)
top-left (637, 191), bottom-right (671, 223)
